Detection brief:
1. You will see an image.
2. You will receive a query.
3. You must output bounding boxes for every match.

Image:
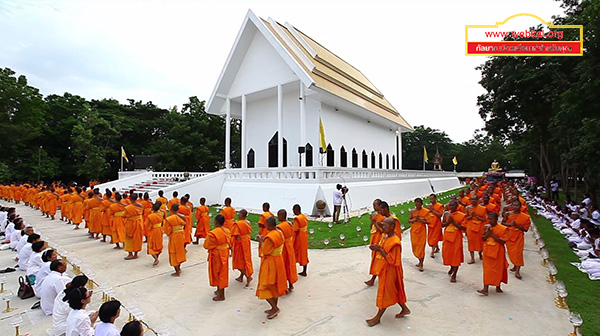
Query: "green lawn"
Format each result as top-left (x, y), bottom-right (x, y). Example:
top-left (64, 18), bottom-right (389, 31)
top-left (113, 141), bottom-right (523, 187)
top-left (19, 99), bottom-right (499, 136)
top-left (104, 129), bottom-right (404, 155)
top-left (194, 187), bottom-right (466, 249)
top-left (530, 211), bottom-right (600, 335)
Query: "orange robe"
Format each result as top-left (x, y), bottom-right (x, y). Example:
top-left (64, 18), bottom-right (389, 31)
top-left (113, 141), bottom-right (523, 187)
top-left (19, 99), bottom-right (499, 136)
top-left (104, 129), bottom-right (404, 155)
top-left (178, 205), bottom-right (192, 245)
top-left (258, 211), bottom-right (274, 256)
top-left (204, 226), bottom-right (231, 289)
top-left (293, 214), bottom-right (309, 266)
top-left (442, 211), bottom-right (467, 267)
top-left (505, 213), bottom-right (531, 266)
top-left (71, 195), bottom-right (84, 224)
top-left (156, 196), bottom-right (168, 213)
top-left (409, 208), bottom-right (429, 259)
top-left (101, 199), bottom-right (113, 236)
top-left (194, 205), bottom-right (210, 238)
top-left (220, 206), bottom-right (235, 230)
top-left (483, 224), bottom-right (509, 286)
top-left (369, 213), bottom-right (385, 276)
top-left (277, 221), bottom-right (298, 285)
top-left (165, 214), bottom-right (186, 266)
top-left (145, 213), bottom-right (164, 255)
top-left (231, 219), bottom-right (253, 276)
top-left (83, 197), bottom-right (92, 227)
top-left (45, 192), bottom-right (59, 216)
top-left (63, 193), bottom-right (73, 220)
top-left (376, 235), bottom-right (407, 309)
top-left (256, 229), bottom-right (287, 299)
top-left (167, 197), bottom-right (180, 214)
top-left (124, 204), bottom-right (144, 252)
top-left (466, 205), bottom-right (487, 252)
top-left (88, 197), bottom-right (104, 234)
top-left (427, 202), bottom-right (444, 246)
top-left (109, 202), bottom-right (126, 243)
top-left (140, 199), bottom-right (153, 237)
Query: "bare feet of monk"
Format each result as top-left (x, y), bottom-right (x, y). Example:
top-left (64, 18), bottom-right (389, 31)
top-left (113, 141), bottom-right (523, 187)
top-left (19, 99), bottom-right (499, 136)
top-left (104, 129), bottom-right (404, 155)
top-left (450, 275), bottom-right (457, 283)
top-left (245, 276), bottom-right (252, 287)
top-left (171, 272), bottom-right (180, 277)
top-left (496, 287), bottom-right (503, 293)
top-left (235, 275), bottom-right (243, 282)
top-left (192, 241), bottom-right (199, 245)
top-left (267, 308), bottom-right (280, 319)
top-left (418, 264), bottom-right (423, 272)
top-left (287, 284), bottom-right (294, 293)
top-left (448, 268), bottom-right (453, 275)
top-left (364, 277), bottom-right (375, 286)
top-left (467, 259), bottom-right (475, 264)
top-left (366, 316), bottom-right (381, 327)
top-left (477, 289), bottom-right (489, 296)
top-left (298, 271), bottom-right (307, 277)
top-left (153, 259), bottom-right (159, 266)
top-left (212, 295), bottom-right (225, 301)
top-left (509, 266), bottom-right (516, 272)
top-left (395, 307), bottom-right (411, 318)
top-left (430, 252), bottom-right (435, 258)
top-left (515, 273), bottom-right (522, 280)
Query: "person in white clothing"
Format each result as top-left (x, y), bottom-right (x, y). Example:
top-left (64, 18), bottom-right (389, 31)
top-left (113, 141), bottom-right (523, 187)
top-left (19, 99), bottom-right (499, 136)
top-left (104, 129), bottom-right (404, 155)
top-left (41, 260), bottom-right (70, 315)
top-left (65, 287), bottom-right (98, 336)
top-left (17, 233), bottom-right (40, 271)
top-left (8, 221), bottom-right (23, 250)
top-left (35, 249), bottom-right (58, 298)
top-left (94, 300), bottom-right (121, 336)
top-left (53, 275), bottom-right (89, 336)
top-left (27, 241), bottom-right (47, 283)
top-left (16, 226), bottom-right (33, 252)
top-left (0, 207), bottom-right (7, 233)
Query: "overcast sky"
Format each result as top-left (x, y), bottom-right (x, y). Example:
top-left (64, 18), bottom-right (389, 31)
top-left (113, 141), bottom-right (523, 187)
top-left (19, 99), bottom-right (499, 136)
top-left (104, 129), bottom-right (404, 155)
top-left (0, 0), bottom-right (565, 142)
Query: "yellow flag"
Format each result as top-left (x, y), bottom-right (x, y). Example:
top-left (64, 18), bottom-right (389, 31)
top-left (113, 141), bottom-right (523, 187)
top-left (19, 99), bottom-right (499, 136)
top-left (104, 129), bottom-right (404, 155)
top-left (122, 147), bottom-right (129, 163)
top-left (319, 118), bottom-right (327, 152)
top-left (452, 156), bottom-right (458, 165)
top-left (423, 146), bottom-right (428, 163)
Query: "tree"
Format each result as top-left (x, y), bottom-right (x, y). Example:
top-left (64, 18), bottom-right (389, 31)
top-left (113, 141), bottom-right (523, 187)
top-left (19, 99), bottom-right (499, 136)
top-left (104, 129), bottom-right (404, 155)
top-left (402, 126), bottom-right (455, 170)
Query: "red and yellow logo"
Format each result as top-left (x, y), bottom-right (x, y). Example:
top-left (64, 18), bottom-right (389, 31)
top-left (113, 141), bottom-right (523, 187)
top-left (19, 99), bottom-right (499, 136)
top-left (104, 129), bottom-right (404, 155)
top-left (465, 13), bottom-right (582, 56)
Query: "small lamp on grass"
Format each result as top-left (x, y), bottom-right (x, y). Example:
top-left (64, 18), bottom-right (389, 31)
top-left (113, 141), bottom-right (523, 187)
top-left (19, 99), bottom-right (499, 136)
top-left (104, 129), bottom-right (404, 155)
top-left (363, 235), bottom-right (369, 245)
top-left (555, 281), bottom-right (568, 309)
top-left (568, 311), bottom-right (583, 336)
top-left (323, 239), bottom-right (330, 250)
top-left (356, 226), bottom-right (362, 236)
top-left (339, 233), bottom-right (345, 246)
top-left (546, 262), bottom-right (558, 284)
top-left (541, 248), bottom-right (549, 266)
top-left (328, 222), bottom-right (333, 232)
top-left (309, 228), bottom-right (314, 235)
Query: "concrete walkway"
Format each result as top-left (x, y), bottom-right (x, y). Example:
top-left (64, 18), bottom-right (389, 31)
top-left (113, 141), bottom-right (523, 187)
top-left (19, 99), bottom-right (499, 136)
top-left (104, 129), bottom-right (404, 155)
top-left (0, 203), bottom-right (572, 335)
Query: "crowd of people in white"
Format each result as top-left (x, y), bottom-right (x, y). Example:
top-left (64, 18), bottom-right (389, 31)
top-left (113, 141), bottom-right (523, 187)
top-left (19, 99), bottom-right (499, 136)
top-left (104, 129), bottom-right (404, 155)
top-left (526, 190), bottom-right (600, 279)
top-left (0, 205), bottom-right (143, 336)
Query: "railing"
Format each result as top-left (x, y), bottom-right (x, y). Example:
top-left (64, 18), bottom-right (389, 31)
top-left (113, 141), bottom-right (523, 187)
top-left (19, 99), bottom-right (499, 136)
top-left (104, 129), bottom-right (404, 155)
top-left (150, 172), bottom-right (212, 179)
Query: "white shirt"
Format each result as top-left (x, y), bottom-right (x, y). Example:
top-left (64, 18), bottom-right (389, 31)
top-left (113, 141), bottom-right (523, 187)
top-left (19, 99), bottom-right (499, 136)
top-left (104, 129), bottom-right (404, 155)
top-left (16, 234), bottom-right (28, 252)
top-left (4, 222), bottom-right (14, 242)
top-left (66, 309), bottom-right (94, 336)
top-left (17, 243), bottom-right (33, 271)
top-left (53, 292), bottom-right (71, 336)
top-left (35, 262), bottom-right (51, 297)
top-left (583, 197), bottom-right (592, 206)
top-left (41, 271), bottom-right (71, 315)
top-left (94, 322), bottom-right (120, 336)
top-left (9, 229), bottom-right (22, 249)
top-left (0, 211), bottom-right (7, 231)
top-left (333, 190), bottom-right (343, 206)
top-left (27, 251), bottom-right (44, 275)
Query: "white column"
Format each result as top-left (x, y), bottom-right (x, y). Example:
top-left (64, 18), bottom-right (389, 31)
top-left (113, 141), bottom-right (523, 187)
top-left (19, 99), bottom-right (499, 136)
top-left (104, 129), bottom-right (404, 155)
top-left (241, 94), bottom-right (247, 169)
top-left (225, 98), bottom-right (231, 169)
top-left (277, 84), bottom-right (283, 167)
top-left (397, 130), bottom-right (402, 170)
top-left (299, 83), bottom-right (306, 167)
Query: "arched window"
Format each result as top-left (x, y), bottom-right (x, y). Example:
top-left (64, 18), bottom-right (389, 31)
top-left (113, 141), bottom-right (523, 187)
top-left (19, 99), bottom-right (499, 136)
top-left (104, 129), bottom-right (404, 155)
top-left (352, 148), bottom-right (358, 168)
top-left (326, 144), bottom-right (334, 167)
top-left (386, 154), bottom-right (389, 169)
top-left (247, 148), bottom-right (255, 168)
top-left (379, 153), bottom-right (383, 169)
top-left (392, 155), bottom-right (396, 169)
top-left (340, 146), bottom-right (347, 167)
top-left (305, 143), bottom-right (313, 167)
top-left (371, 151), bottom-right (375, 168)
top-left (362, 150), bottom-right (368, 168)
top-left (268, 132), bottom-right (287, 167)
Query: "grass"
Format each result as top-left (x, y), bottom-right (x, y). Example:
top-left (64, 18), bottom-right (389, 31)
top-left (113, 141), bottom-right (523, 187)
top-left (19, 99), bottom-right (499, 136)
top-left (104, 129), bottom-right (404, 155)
top-left (530, 210), bottom-right (600, 335)
top-left (191, 187), bottom-right (467, 249)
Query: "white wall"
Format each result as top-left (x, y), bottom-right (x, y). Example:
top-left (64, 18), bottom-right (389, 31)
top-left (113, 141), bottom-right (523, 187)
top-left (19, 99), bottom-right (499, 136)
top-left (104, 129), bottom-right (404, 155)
top-left (146, 171), bottom-right (226, 207)
top-left (95, 172), bottom-right (153, 193)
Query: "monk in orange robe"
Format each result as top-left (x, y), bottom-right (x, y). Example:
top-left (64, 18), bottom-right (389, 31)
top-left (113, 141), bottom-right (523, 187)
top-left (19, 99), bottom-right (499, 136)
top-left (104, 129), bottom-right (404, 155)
top-left (59, 190), bottom-right (70, 222)
top-left (71, 187), bottom-right (85, 229)
top-left (45, 188), bottom-right (60, 220)
top-left (256, 216), bottom-right (287, 320)
top-left (156, 190), bottom-right (168, 214)
top-left (365, 199), bottom-right (384, 286)
top-left (257, 202), bottom-right (274, 256)
top-left (504, 200), bottom-right (531, 279)
top-left (379, 201), bottom-right (402, 237)
top-left (366, 217), bottom-right (411, 327)
top-left (277, 209), bottom-right (297, 292)
top-left (426, 194), bottom-right (444, 258)
top-left (204, 214), bottom-right (231, 301)
top-left (231, 209), bottom-right (253, 286)
top-left (178, 196), bottom-right (193, 246)
top-left (220, 197), bottom-right (235, 230)
top-left (409, 198), bottom-right (429, 272)
top-left (140, 192), bottom-right (153, 240)
top-left (87, 190), bottom-right (104, 239)
top-left (108, 193), bottom-right (126, 248)
top-left (167, 191), bottom-right (180, 215)
top-left (83, 191), bottom-right (93, 229)
top-left (165, 204), bottom-right (187, 276)
top-left (145, 202), bottom-right (164, 266)
top-left (442, 200), bottom-right (467, 283)
top-left (100, 191), bottom-right (114, 242)
top-left (478, 212), bottom-right (509, 295)
top-left (465, 194), bottom-right (487, 264)
top-left (193, 197), bottom-right (210, 243)
top-left (292, 204), bottom-right (309, 276)
top-left (13, 185), bottom-right (22, 204)
top-left (124, 193), bottom-right (144, 260)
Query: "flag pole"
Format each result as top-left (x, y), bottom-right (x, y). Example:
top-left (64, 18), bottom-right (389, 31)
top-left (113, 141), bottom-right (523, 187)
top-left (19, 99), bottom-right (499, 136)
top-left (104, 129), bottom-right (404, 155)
top-left (121, 146), bottom-right (123, 172)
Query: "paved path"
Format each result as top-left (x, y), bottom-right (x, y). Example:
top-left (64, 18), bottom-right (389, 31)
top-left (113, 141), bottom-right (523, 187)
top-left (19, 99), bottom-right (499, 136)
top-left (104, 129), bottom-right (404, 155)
top-left (0, 203), bottom-right (572, 335)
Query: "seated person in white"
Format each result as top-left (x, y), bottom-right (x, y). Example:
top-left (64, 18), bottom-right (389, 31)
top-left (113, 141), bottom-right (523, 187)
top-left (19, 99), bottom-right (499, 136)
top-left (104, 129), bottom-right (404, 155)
top-left (16, 226), bottom-right (34, 252)
top-left (40, 260), bottom-right (71, 315)
top-left (27, 241), bottom-right (47, 283)
top-left (35, 249), bottom-right (58, 298)
top-left (53, 275), bottom-right (89, 336)
top-left (65, 287), bottom-right (98, 336)
top-left (7, 220), bottom-right (24, 250)
top-left (95, 300), bottom-right (122, 336)
top-left (17, 233), bottom-right (40, 271)
top-left (120, 320), bottom-right (144, 336)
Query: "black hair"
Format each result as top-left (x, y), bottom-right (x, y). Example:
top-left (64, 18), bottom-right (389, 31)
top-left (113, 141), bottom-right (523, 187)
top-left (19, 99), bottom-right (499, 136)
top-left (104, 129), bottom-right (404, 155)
top-left (152, 201), bottom-right (161, 212)
top-left (32, 240), bottom-right (45, 253)
top-left (50, 260), bottom-right (63, 271)
top-left (379, 201), bottom-right (389, 210)
top-left (173, 191), bottom-right (178, 197)
top-left (99, 300), bottom-right (122, 323)
top-left (336, 184), bottom-right (342, 190)
top-left (27, 233), bottom-right (41, 243)
top-left (171, 203), bottom-right (179, 213)
top-left (62, 275), bottom-right (89, 301)
top-left (66, 287), bottom-right (88, 309)
top-left (215, 214), bottom-right (225, 226)
top-left (42, 249), bottom-right (55, 262)
top-left (120, 320), bottom-right (143, 336)
top-left (414, 198), bottom-right (423, 203)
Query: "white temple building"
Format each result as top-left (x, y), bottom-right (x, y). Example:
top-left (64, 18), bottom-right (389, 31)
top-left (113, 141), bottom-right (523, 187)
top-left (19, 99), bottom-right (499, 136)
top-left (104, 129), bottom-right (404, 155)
top-left (100, 10), bottom-right (460, 215)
